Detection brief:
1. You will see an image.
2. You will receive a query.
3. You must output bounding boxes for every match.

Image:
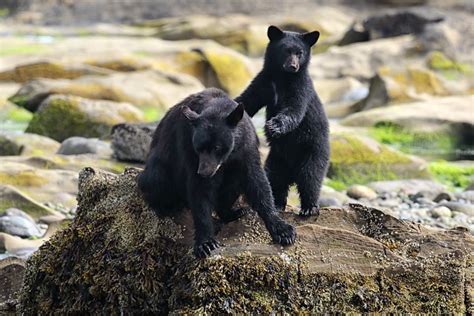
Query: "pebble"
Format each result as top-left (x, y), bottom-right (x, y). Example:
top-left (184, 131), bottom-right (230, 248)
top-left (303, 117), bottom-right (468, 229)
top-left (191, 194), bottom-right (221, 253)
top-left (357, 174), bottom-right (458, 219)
top-left (346, 185), bottom-right (378, 200)
top-left (439, 201), bottom-right (474, 217)
top-left (429, 206), bottom-right (452, 219)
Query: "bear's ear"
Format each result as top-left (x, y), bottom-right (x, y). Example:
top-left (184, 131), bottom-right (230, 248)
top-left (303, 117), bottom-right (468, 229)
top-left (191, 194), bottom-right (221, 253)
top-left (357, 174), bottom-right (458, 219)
top-left (267, 25), bottom-right (284, 41)
top-left (182, 105), bottom-right (199, 121)
top-left (302, 31), bottom-right (320, 47)
top-left (226, 103), bottom-right (244, 127)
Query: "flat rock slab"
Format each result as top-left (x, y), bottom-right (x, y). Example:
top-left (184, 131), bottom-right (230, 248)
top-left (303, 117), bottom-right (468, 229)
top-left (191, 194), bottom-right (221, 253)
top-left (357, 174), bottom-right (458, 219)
top-left (18, 168), bottom-right (474, 314)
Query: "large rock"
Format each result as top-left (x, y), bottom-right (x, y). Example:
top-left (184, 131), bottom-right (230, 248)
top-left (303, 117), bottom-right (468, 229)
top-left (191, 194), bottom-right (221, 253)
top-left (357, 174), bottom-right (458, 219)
top-left (8, 70), bottom-right (204, 111)
top-left (25, 95), bottom-right (144, 142)
top-left (0, 185), bottom-right (59, 220)
top-left (329, 133), bottom-right (429, 186)
top-left (351, 67), bottom-right (449, 112)
top-left (0, 132), bottom-right (60, 157)
top-left (57, 137), bottom-right (112, 157)
top-left (0, 257), bottom-right (26, 308)
top-left (341, 96), bottom-right (474, 140)
top-left (17, 168), bottom-right (473, 314)
top-left (111, 122), bottom-right (157, 162)
top-left (0, 61), bottom-right (112, 83)
top-left (0, 208), bottom-right (42, 238)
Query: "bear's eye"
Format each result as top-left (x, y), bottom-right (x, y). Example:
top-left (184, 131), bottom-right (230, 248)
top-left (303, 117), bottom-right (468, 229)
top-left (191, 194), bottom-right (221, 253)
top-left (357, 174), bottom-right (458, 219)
top-left (297, 50), bottom-right (303, 56)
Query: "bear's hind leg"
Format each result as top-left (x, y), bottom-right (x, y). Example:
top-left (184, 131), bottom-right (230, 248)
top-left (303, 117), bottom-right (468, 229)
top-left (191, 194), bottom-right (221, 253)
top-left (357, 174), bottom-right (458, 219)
top-left (265, 150), bottom-right (292, 211)
top-left (295, 154), bottom-right (327, 217)
top-left (215, 177), bottom-right (248, 224)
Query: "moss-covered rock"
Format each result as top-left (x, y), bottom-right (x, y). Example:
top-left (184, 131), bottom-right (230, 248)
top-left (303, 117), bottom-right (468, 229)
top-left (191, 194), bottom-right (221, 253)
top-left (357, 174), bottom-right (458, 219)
top-left (17, 168), bottom-right (473, 314)
top-left (328, 133), bottom-right (428, 188)
top-left (0, 61), bottom-right (112, 83)
top-left (8, 70), bottom-right (204, 112)
top-left (0, 185), bottom-right (58, 220)
top-left (0, 132), bottom-right (60, 156)
top-left (25, 95), bottom-right (143, 142)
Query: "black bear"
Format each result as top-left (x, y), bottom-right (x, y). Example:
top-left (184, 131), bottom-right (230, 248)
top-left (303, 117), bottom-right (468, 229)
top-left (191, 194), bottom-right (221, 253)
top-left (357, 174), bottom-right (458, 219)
top-left (138, 88), bottom-right (296, 258)
top-left (236, 26), bottom-right (330, 217)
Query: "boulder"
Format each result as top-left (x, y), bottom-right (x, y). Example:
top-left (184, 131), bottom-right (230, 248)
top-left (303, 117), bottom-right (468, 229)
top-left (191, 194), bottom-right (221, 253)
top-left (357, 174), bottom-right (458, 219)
top-left (0, 186), bottom-right (59, 221)
top-left (17, 168), bottom-right (473, 314)
top-left (0, 209), bottom-right (42, 238)
top-left (328, 133), bottom-right (429, 187)
top-left (0, 61), bottom-right (112, 83)
top-left (0, 132), bottom-right (60, 156)
top-left (111, 122), bottom-right (157, 162)
top-left (57, 137), bottom-right (112, 157)
top-left (341, 96), bottom-right (474, 142)
top-left (351, 67), bottom-right (448, 112)
top-left (0, 257), bottom-right (26, 307)
top-left (25, 95), bottom-right (144, 142)
top-left (8, 70), bottom-right (204, 111)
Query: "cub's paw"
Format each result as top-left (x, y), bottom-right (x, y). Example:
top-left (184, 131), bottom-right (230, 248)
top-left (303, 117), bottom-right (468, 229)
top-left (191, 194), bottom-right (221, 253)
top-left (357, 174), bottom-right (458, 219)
top-left (265, 117), bottom-right (285, 137)
top-left (268, 219), bottom-right (296, 246)
top-left (193, 238), bottom-right (220, 258)
top-left (299, 205), bottom-right (320, 218)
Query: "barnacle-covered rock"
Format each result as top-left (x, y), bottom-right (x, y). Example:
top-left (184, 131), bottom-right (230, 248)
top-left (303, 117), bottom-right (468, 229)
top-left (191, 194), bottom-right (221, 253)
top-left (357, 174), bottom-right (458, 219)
top-left (18, 168), bottom-right (474, 314)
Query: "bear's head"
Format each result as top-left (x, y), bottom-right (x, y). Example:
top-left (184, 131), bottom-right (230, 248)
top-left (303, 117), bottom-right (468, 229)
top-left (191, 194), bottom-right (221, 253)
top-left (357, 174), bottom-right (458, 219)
top-left (182, 99), bottom-right (244, 178)
top-left (265, 25), bottom-right (320, 74)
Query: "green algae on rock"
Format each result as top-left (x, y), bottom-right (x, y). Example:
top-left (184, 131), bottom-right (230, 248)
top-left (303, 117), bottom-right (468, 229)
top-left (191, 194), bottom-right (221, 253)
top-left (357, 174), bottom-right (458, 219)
top-left (0, 185), bottom-right (59, 220)
top-left (328, 133), bottom-right (429, 189)
top-left (17, 168), bottom-right (473, 314)
top-left (25, 95), bottom-right (144, 142)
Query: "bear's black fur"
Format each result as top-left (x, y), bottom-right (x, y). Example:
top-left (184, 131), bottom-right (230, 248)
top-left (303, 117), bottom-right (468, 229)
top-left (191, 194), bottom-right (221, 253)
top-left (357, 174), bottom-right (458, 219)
top-left (236, 26), bottom-right (330, 217)
top-left (138, 88), bottom-right (296, 258)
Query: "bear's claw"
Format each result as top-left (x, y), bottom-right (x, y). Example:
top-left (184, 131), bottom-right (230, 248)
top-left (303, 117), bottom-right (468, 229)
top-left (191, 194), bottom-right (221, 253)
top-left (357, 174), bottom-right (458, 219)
top-left (194, 238), bottom-right (220, 258)
top-left (299, 205), bottom-right (320, 218)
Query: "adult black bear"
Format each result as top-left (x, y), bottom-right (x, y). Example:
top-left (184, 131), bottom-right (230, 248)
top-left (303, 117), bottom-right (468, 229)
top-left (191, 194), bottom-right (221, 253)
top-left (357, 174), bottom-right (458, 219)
top-left (236, 26), bottom-right (330, 217)
top-left (138, 88), bottom-right (296, 258)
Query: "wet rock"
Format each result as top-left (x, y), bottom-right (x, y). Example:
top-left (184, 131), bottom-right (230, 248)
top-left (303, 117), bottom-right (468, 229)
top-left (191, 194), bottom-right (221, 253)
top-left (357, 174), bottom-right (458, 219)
top-left (111, 122), bottom-right (157, 162)
top-left (0, 209), bottom-right (42, 238)
top-left (429, 206), bottom-right (452, 219)
top-left (0, 132), bottom-right (60, 157)
top-left (0, 257), bottom-right (26, 306)
top-left (8, 70), bottom-right (204, 112)
top-left (456, 190), bottom-right (474, 203)
top-left (57, 137), bottom-right (112, 157)
top-left (439, 201), bottom-right (474, 217)
top-left (26, 95), bottom-right (144, 142)
top-left (433, 192), bottom-right (454, 203)
top-left (346, 185), bottom-right (377, 200)
top-left (0, 61), bottom-right (112, 83)
top-left (17, 168), bottom-right (473, 314)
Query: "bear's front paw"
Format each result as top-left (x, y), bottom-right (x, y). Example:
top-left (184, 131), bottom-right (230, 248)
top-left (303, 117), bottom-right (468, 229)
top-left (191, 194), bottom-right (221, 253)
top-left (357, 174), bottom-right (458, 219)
top-left (268, 219), bottom-right (296, 246)
top-left (265, 117), bottom-right (285, 137)
top-left (299, 205), bottom-right (320, 218)
top-left (194, 238), bottom-right (220, 258)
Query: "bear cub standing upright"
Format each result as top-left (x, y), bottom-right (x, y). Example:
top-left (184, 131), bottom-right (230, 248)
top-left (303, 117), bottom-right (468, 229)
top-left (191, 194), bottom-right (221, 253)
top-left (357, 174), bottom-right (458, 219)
top-left (138, 88), bottom-right (296, 258)
top-left (236, 26), bottom-right (330, 217)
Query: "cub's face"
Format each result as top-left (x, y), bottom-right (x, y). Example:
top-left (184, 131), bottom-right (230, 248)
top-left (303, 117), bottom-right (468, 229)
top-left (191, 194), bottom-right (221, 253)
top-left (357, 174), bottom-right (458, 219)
top-left (183, 102), bottom-right (244, 178)
top-left (266, 25), bottom-right (320, 73)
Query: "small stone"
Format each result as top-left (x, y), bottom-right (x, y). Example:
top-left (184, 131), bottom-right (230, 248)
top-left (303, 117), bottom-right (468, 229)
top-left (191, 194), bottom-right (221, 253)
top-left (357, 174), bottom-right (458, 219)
top-left (433, 192), bottom-right (453, 203)
top-left (439, 201), bottom-right (474, 217)
top-left (430, 206), bottom-right (452, 219)
top-left (456, 191), bottom-right (474, 203)
top-left (346, 185), bottom-right (377, 200)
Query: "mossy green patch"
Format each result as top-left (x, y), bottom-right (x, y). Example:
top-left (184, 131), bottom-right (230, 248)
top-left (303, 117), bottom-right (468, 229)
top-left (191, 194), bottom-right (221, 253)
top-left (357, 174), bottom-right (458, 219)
top-left (25, 97), bottom-right (111, 142)
top-left (142, 106), bottom-right (163, 122)
top-left (427, 51), bottom-right (473, 80)
top-left (6, 107), bottom-right (33, 122)
top-left (0, 44), bottom-right (50, 57)
top-left (370, 122), bottom-right (456, 158)
top-left (0, 170), bottom-right (48, 187)
top-left (328, 133), bottom-right (427, 188)
top-left (428, 161), bottom-right (474, 189)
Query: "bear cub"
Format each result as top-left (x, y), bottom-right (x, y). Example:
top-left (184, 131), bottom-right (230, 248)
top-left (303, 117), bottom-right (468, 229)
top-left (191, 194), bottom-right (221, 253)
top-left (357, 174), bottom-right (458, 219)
top-left (138, 88), bottom-right (296, 258)
top-left (236, 26), bottom-right (330, 217)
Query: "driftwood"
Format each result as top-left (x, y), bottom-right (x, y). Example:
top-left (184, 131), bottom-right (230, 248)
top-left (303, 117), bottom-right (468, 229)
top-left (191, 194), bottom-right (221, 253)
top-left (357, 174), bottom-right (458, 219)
top-left (16, 167), bottom-right (473, 314)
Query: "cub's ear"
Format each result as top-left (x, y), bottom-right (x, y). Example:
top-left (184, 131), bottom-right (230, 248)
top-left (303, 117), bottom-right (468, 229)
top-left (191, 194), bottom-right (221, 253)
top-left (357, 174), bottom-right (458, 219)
top-left (302, 31), bottom-right (320, 47)
top-left (182, 105), bottom-right (199, 121)
top-left (226, 103), bottom-right (244, 127)
top-left (267, 25), bottom-right (284, 41)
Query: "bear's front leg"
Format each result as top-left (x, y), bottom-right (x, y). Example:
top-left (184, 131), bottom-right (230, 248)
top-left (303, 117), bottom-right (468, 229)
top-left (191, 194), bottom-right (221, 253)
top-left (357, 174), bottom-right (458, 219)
top-left (244, 156), bottom-right (296, 245)
top-left (187, 181), bottom-right (219, 258)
